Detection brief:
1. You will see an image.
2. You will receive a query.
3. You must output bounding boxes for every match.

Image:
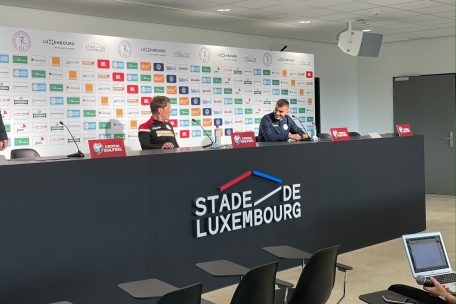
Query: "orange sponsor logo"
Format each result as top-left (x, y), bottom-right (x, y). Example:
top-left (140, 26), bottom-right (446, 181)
top-left (191, 108), bottom-right (201, 116)
top-left (153, 74), bottom-right (164, 83)
top-left (85, 83), bottom-right (94, 93)
top-left (167, 86), bottom-right (177, 94)
top-left (203, 118), bottom-right (212, 127)
top-left (179, 97), bottom-right (189, 105)
top-left (100, 96), bottom-right (109, 106)
top-left (282, 70), bottom-right (287, 77)
top-left (299, 89), bottom-right (304, 96)
top-left (116, 108), bottom-right (124, 118)
top-left (68, 70), bottom-right (78, 80)
top-left (291, 79), bottom-right (296, 87)
top-left (51, 56), bottom-right (61, 67)
top-left (140, 62), bottom-right (152, 71)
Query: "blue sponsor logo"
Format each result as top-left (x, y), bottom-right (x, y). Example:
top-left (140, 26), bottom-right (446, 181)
top-left (263, 79), bottom-right (271, 85)
top-left (203, 108), bottom-right (212, 116)
top-left (272, 89), bottom-right (281, 95)
top-left (254, 69), bottom-right (262, 75)
top-left (224, 98), bottom-right (233, 105)
top-left (171, 109), bottom-right (178, 116)
top-left (213, 87), bottom-right (222, 94)
top-left (214, 118), bottom-right (223, 126)
top-left (0, 54), bottom-right (9, 63)
top-left (153, 63), bottom-right (164, 71)
top-left (290, 107), bottom-right (298, 114)
top-left (235, 108), bottom-right (243, 115)
top-left (202, 77), bottom-right (211, 84)
top-left (67, 109), bottom-right (81, 118)
top-left (245, 118), bottom-right (254, 124)
top-left (99, 134), bottom-right (112, 139)
top-left (179, 86), bottom-right (189, 94)
top-left (141, 85), bottom-right (152, 93)
top-left (225, 128), bottom-right (233, 136)
top-left (214, 109), bottom-right (223, 115)
top-left (127, 74), bottom-right (138, 81)
top-left (192, 130), bottom-right (202, 137)
top-left (202, 98), bottom-right (211, 105)
top-left (180, 119), bottom-right (190, 127)
top-left (32, 83), bottom-right (47, 92)
top-left (50, 96), bottom-right (64, 105)
top-left (166, 75), bottom-right (176, 83)
top-left (112, 61), bottom-right (125, 69)
top-left (83, 122), bottom-right (97, 130)
top-left (191, 97), bottom-right (201, 105)
top-left (13, 69), bottom-right (28, 78)
top-left (190, 65), bottom-right (201, 72)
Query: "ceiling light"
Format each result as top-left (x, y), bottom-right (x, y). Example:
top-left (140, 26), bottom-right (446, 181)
top-left (362, 29), bottom-right (372, 32)
top-left (217, 8), bottom-right (231, 12)
top-left (298, 20), bottom-right (311, 24)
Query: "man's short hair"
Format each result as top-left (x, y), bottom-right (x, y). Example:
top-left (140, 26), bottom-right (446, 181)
top-left (151, 96), bottom-right (171, 114)
top-left (276, 99), bottom-right (290, 108)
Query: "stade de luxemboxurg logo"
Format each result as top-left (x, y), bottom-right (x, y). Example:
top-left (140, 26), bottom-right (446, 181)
top-left (193, 170), bottom-right (302, 238)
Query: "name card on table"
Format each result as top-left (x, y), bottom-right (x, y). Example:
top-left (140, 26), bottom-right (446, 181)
top-left (88, 139), bottom-right (126, 159)
top-left (330, 127), bottom-right (350, 141)
top-left (231, 131), bottom-right (256, 148)
top-left (396, 124), bottom-right (413, 137)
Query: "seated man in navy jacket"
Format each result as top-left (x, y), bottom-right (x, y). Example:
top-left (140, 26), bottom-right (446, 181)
top-left (0, 109), bottom-right (8, 151)
top-left (257, 99), bottom-right (309, 142)
top-left (138, 96), bottom-right (179, 149)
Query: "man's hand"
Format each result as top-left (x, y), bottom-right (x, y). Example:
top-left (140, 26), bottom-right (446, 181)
top-left (161, 142), bottom-right (175, 149)
top-left (424, 277), bottom-right (454, 302)
top-left (301, 134), bottom-right (310, 140)
top-left (0, 139), bottom-right (7, 151)
top-left (288, 133), bottom-right (302, 141)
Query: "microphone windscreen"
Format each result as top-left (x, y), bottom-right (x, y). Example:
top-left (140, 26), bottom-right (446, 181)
top-left (416, 275), bottom-right (426, 284)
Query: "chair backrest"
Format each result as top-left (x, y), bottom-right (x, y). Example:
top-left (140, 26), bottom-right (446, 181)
top-left (230, 261), bottom-right (278, 304)
top-left (157, 282), bottom-right (202, 304)
top-left (289, 245), bottom-right (340, 304)
top-left (318, 133), bottom-right (332, 141)
top-left (10, 148), bottom-right (40, 159)
top-left (348, 131), bottom-right (361, 139)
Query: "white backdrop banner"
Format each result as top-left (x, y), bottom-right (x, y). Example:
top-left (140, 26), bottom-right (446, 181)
top-left (0, 26), bottom-right (315, 156)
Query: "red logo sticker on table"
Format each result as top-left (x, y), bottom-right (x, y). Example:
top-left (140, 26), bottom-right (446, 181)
top-left (88, 139), bottom-right (126, 159)
top-left (330, 127), bottom-right (350, 141)
top-left (231, 131), bottom-right (256, 148)
top-left (396, 124), bottom-right (413, 136)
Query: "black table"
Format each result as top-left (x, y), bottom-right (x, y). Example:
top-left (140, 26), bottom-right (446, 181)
top-left (360, 290), bottom-right (425, 304)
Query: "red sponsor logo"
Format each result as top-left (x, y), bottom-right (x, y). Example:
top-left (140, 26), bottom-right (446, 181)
top-left (231, 131), bottom-right (256, 148)
top-left (112, 72), bottom-right (125, 82)
top-left (141, 97), bottom-right (152, 105)
top-left (127, 85), bottom-right (139, 94)
top-left (180, 130), bottom-right (190, 138)
top-left (396, 124), bottom-right (413, 137)
top-left (168, 119), bottom-right (178, 128)
top-left (97, 59), bottom-right (110, 69)
top-left (306, 71), bottom-right (313, 78)
top-left (88, 139), bottom-right (126, 159)
top-left (330, 127), bottom-right (350, 141)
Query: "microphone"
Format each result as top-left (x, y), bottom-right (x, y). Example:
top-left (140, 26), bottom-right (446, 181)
top-left (192, 119), bottom-right (214, 148)
top-left (59, 121), bottom-right (84, 158)
top-left (291, 115), bottom-right (312, 141)
top-left (416, 275), bottom-right (434, 287)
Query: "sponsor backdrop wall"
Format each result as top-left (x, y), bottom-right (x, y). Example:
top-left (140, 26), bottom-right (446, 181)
top-left (0, 26), bottom-right (315, 156)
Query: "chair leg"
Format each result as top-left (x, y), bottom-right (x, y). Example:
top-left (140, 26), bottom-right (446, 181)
top-left (336, 271), bottom-right (348, 304)
top-left (283, 287), bottom-right (288, 304)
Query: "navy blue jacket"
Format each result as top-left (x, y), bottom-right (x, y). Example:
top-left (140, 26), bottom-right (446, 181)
top-left (258, 112), bottom-right (304, 142)
top-left (0, 110), bottom-right (7, 141)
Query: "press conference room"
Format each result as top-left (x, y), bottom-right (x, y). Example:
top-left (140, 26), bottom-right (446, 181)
top-left (0, 1), bottom-right (454, 303)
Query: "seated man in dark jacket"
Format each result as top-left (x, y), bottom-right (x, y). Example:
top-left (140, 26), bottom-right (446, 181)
top-left (138, 96), bottom-right (179, 150)
top-left (0, 109), bottom-right (8, 151)
top-left (257, 99), bottom-right (309, 142)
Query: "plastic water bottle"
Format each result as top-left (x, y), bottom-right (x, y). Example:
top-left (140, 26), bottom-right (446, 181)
top-left (215, 125), bottom-right (221, 145)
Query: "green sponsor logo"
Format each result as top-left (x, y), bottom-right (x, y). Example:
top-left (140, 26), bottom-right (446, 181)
top-left (114, 134), bottom-right (125, 139)
top-left (32, 70), bottom-right (46, 78)
top-left (307, 117), bottom-right (314, 122)
top-left (83, 110), bottom-right (96, 117)
top-left (290, 99), bottom-right (297, 104)
top-left (234, 98), bottom-right (243, 105)
top-left (5, 124), bottom-right (10, 133)
top-left (299, 108), bottom-right (306, 113)
top-left (141, 74), bottom-right (151, 81)
top-left (13, 55), bottom-right (27, 64)
top-left (67, 97), bottom-right (80, 105)
top-left (255, 118), bottom-right (261, 124)
top-left (154, 86), bottom-right (164, 93)
top-left (281, 89), bottom-right (289, 95)
top-left (50, 84), bottom-right (63, 92)
top-left (192, 119), bottom-right (201, 126)
top-left (127, 62), bottom-right (138, 69)
top-left (14, 137), bottom-right (29, 146)
top-left (202, 66), bottom-right (211, 73)
top-left (245, 108), bottom-right (253, 115)
top-left (170, 98), bottom-right (177, 105)
top-left (205, 130), bottom-right (213, 136)
top-left (213, 77), bottom-right (222, 84)
top-left (224, 88), bottom-right (233, 94)
top-left (272, 80), bottom-right (280, 85)
top-left (263, 69), bottom-right (271, 75)
top-left (180, 109), bottom-right (189, 116)
top-left (99, 122), bottom-right (111, 129)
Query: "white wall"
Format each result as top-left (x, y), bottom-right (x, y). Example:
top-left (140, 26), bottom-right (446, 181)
top-left (0, 5), bottom-right (359, 133)
top-left (357, 36), bottom-right (455, 134)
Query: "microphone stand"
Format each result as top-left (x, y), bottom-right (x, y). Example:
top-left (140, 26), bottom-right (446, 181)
top-left (192, 119), bottom-right (216, 148)
top-left (291, 115), bottom-right (313, 141)
top-left (59, 121), bottom-right (85, 157)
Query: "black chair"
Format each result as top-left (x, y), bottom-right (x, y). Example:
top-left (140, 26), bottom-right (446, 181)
top-left (348, 132), bottom-right (361, 139)
top-left (158, 283), bottom-right (202, 304)
top-left (10, 148), bottom-right (40, 159)
top-left (278, 246), bottom-right (340, 304)
top-left (318, 133), bottom-right (332, 141)
top-left (230, 261), bottom-right (278, 304)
